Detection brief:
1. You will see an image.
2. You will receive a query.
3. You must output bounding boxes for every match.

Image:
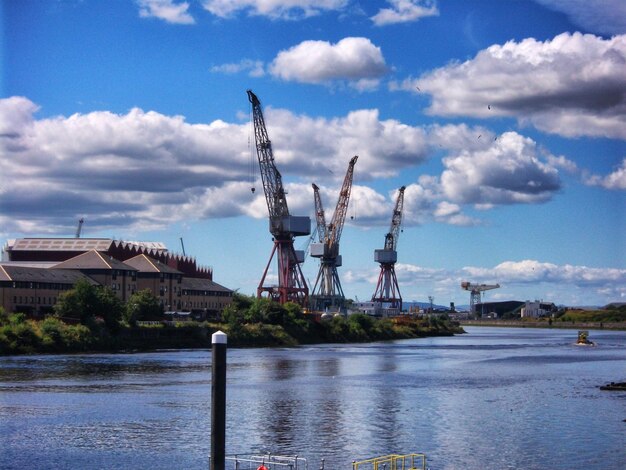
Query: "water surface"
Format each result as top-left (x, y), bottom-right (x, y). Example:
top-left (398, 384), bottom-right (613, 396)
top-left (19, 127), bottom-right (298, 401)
top-left (1, 327), bottom-right (625, 469)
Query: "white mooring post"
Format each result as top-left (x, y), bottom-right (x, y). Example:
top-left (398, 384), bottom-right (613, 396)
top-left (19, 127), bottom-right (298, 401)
top-left (211, 331), bottom-right (227, 470)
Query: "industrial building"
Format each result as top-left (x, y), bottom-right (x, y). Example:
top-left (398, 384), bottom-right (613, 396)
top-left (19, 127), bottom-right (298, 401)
top-left (1, 238), bottom-right (232, 319)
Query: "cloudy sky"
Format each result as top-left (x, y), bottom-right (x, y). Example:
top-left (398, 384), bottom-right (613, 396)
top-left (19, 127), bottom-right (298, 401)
top-left (1, 0), bottom-right (625, 307)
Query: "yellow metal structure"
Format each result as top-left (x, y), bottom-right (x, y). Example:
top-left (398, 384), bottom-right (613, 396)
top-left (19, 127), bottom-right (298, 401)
top-left (352, 453), bottom-right (426, 470)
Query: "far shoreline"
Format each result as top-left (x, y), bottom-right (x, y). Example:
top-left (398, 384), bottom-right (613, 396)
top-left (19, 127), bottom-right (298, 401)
top-left (460, 319), bottom-right (626, 331)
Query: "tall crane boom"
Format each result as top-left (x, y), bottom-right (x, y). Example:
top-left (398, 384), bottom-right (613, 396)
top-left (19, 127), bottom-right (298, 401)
top-left (327, 155), bottom-right (358, 250)
top-left (386, 186), bottom-right (405, 251)
top-left (312, 183), bottom-right (327, 243)
top-left (247, 90), bottom-right (310, 306)
top-left (75, 218), bottom-right (84, 238)
top-left (372, 186), bottom-right (406, 313)
top-left (310, 156), bottom-right (358, 312)
top-left (247, 90), bottom-right (290, 234)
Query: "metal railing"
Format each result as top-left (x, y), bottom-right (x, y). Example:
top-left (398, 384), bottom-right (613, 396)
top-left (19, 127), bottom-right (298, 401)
top-left (225, 454), bottom-right (310, 470)
top-left (352, 453), bottom-right (426, 470)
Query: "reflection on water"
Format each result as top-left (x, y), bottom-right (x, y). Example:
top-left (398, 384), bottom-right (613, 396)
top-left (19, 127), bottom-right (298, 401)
top-left (1, 327), bottom-right (626, 470)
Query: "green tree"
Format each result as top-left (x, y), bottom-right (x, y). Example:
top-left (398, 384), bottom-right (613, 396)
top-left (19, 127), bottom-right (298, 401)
top-left (54, 279), bottom-right (123, 330)
top-left (96, 287), bottom-right (124, 331)
top-left (125, 289), bottom-right (162, 325)
top-left (54, 279), bottom-right (100, 323)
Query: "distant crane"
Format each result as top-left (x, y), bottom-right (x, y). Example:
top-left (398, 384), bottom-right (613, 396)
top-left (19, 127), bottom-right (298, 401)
top-left (461, 281), bottom-right (500, 317)
top-left (75, 218), bottom-right (84, 238)
top-left (371, 186), bottom-right (406, 312)
top-left (180, 237), bottom-right (186, 256)
top-left (247, 90), bottom-right (311, 306)
top-left (310, 156), bottom-right (358, 312)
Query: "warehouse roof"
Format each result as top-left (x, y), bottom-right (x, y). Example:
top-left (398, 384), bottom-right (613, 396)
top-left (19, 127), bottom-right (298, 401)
top-left (54, 250), bottom-right (137, 271)
top-left (181, 277), bottom-right (232, 293)
top-left (0, 264), bottom-right (97, 284)
top-left (9, 238), bottom-right (113, 252)
top-left (124, 254), bottom-right (182, 274)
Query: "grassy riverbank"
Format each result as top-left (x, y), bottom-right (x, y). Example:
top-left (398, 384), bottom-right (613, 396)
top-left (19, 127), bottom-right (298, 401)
top-left (0, 297), bottom-right (464, 355)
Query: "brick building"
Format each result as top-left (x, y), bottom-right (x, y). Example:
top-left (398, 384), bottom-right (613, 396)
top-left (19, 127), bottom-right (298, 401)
top-left (1, 238), bottom-right (232, 319)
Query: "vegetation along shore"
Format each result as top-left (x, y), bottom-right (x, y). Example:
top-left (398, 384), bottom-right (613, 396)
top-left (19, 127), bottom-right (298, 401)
top-left (0, 280), bottom-right (463, 355)
top-left (461, 305), bottom-right (626, 331)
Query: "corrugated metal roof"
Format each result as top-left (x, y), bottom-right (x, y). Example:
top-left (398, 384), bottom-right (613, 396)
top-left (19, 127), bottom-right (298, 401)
top-left (10, 238), bottom-right (114, 251)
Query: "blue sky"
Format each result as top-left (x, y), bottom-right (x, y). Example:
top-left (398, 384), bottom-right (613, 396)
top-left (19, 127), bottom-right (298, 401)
top-left (1, 0), bottom-right (625, 307)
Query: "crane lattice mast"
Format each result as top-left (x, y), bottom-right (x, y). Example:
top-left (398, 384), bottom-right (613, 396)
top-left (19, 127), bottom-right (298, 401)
top-left (310, 156), bottom-right (358, 312)
top-left (75, 218), bottom-right (84, 238)
top-left (247, 90), bottom-right (310, 306)
top-left (461, 282), bottom-right (500, 317)
top-left (371, 186), bottom-right (406, 312)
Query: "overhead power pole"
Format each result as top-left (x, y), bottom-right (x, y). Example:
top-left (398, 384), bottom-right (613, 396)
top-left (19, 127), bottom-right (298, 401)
top-left (247, 90), bottom-right (310, 306)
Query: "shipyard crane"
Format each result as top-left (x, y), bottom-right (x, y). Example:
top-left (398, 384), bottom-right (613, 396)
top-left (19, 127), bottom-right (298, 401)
top-left (372, 186), bottom-right (406, 312)
top-left (247, 90), bottom-right (311, 306)
top-left (461, 281), bottom-right (500, 317)
top-left (75, 218), bottom-right (84, 238)
top-left (310, 156), bottom-right (358, 312)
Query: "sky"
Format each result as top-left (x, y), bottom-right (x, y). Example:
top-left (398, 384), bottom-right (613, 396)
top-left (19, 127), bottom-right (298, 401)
top-left (1, 0), bottom-right (625, 308)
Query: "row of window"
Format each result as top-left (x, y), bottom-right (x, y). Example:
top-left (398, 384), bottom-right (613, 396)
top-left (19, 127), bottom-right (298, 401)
top-left (111, 271), bottom-right (137, 281)
top-left (181, 301), bottom-right (228, 309)
top-left (11, 296), bottom-right (227, 310)
top-left (13, 296), bottom-right (57, 305)
top-left (159, 273), bottom-right (183, 283)
top-left (8, 281), bottom-right (74, 290)
top-left (181, 290), bottom-right (231, 297)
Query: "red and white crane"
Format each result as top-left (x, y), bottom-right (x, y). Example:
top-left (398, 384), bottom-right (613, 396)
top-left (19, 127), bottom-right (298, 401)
top-left (247, 90), bottom-right (311, 306)
top-left (310, 156), bottom-right (358, 311)
top-left (371, 186), bottom-right (406, 312)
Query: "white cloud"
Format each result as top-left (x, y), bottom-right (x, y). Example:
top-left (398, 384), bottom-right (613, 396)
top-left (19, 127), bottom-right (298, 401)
top-left (202, 0), bottom-right (348, 20)
top-left (463, 259), bottom-right (626, 287)
top-left (371, 0), bottom-right (438, 26)
top-left (210, 59), bottom-right (266, 77)
top-left (263, 107), bottom-right (429, 178)
top-left (269, 37), bottom-right (388, 88)
top-left (0, 96), bottom-right (431, 233)
top-left (440, 132), bottom-right (561, 206)
top-left (533, 0), bottom-right (626, 35)
top-left (584, 158), bottom-right (626, 190)
top-left (407, 32), bottom-right (626, 139)
top-left (137, 0), bottom-right (195, 24)
top-left (348, 259), bottom-right (626, 306)
top-left (0, 97), bottom-right (575, 236)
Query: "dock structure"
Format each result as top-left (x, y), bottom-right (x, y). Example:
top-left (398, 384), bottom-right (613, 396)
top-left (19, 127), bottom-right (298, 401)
top-left (225, 454), bottom-right (310, 469)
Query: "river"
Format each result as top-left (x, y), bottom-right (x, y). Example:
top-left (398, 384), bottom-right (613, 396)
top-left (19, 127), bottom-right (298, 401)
top-left (1, 326), bottom-right (625, 469)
